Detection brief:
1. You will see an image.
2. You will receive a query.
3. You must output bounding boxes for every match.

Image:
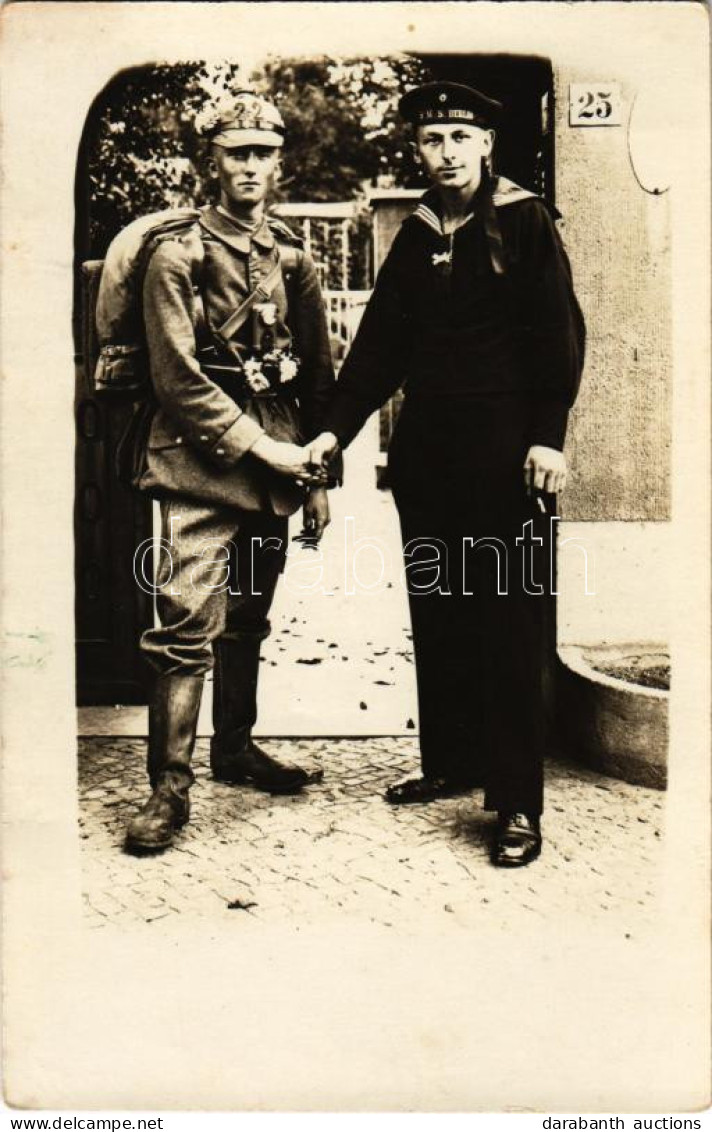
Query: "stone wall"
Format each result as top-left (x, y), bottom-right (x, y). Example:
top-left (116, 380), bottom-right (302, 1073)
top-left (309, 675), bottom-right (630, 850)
top-left (553, 67), bottom-right (672, 522)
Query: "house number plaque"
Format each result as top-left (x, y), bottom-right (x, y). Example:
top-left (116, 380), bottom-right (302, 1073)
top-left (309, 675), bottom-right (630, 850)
top-left (569, 83), bottom-right (623, 127)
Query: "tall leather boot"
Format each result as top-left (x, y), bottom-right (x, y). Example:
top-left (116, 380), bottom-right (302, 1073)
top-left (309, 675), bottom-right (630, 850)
top-left (125, 674), bottom-right (204, 854)
top-left (210, 633), bottom-right (313, 794)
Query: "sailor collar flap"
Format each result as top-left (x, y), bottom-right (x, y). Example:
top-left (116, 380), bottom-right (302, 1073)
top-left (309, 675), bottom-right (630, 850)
top-left (412, 176), bottom-right (539, 237)
top-left (199, 205), bottom-right (276, 254)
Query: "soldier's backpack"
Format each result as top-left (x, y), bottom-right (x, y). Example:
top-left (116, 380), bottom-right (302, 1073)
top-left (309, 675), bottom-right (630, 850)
top-left (84, 205), bottom-right (303, 404)
top-left (86, 207), bottom-right (202, 403)
top-left (82, 207), bottom-right (304, 485)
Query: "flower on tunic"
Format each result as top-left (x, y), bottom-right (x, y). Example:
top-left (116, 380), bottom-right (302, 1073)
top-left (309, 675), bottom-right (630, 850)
top-left (240, 348), bottom-right (299, 391)
top-left (246, 371), bottom-right (271, 392)
top-left (279, 356), bottom-right (299, 383)
top-left (244, 358), bottom-right (262, 379)
top-left (243, 358), bottom-right (271, 392)
top-left (255, 302), bottom-right (278, 327)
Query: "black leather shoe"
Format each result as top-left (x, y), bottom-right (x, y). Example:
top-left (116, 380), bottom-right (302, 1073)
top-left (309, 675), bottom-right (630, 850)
top-left (211, 741), bottom-right (320, 794)
top-left (492, 812), bottom-right (542, 867)
top-left (385, 775), bottom-right (478, 805)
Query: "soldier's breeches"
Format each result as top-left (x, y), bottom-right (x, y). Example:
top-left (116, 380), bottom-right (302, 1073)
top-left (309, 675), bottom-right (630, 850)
top-left (140, 496), bottom-right (288, 676)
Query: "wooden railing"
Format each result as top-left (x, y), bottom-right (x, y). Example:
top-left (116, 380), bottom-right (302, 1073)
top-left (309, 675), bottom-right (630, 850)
top-left (322, 290), bottom-right (371, 366)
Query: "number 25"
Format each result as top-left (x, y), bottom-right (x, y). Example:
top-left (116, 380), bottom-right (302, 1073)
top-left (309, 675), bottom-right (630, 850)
top-left (578, 90), bottom-right (613, 120)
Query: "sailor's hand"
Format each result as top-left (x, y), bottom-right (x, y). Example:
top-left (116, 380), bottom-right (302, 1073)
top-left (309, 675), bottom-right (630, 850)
top-left (308, 431), bottom-right (341, 471)
top-left (251, 437), bottom-right (327, 484)
top-left (524, 445), bottom-right (567, 494)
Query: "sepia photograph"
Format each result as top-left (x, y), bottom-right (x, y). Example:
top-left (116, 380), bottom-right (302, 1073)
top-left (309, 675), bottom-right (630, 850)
top-left (1, 0), bottom-right (709, 1115)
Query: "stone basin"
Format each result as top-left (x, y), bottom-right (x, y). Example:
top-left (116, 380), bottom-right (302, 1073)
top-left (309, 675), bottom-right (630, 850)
top-left (556, 643), bottom-right (669, 790)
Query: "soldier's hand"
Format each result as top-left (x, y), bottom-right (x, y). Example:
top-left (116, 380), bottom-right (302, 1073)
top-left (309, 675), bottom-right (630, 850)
top-left (251, 437), bottom-right (327, 484)
top-left (309, 431), bottom-right (341, 470)
top-left (524, 445), bottom-right (567, 494)
top-left (295, 488), bottom-right (331, 547)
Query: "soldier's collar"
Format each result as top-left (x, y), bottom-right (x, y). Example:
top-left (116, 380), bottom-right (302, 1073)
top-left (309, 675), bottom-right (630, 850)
top-left (199, 204), bottom-right (276, 252)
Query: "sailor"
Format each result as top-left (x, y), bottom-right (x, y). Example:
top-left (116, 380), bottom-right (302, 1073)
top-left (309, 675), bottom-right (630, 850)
top-left (310, 81), bottom-right (585, 866)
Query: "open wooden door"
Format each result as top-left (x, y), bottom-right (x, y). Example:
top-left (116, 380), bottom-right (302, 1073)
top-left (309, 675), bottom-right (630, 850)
top-left (74, 264), bottom-right (154, 706)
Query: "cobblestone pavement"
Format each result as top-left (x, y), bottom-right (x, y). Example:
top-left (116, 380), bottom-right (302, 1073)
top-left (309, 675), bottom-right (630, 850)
top-left (78, 737), bottom-right (664, 934)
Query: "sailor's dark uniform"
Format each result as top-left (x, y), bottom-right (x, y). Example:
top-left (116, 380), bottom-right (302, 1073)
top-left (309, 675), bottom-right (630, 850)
top-left (325, 176), bottom-right (585, 815)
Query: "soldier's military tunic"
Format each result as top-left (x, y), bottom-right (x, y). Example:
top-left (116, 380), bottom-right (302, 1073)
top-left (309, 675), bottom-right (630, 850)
top-left (138, 204), bottom-right (336, 675)
top-left (325, 178), bottom-right (585, 816)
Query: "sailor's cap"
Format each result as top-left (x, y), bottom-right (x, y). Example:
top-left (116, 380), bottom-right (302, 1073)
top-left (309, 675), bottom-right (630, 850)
top-left (399, 81), bottom-right (503, 130)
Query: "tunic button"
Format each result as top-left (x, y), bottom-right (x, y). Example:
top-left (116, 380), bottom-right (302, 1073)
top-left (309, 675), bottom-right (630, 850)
top-left (216, 447), bottom-right (225, 456)
top-left (200, 434), bottom-right (209, 442)
top-left (175, 437), bottom-right (183, 445)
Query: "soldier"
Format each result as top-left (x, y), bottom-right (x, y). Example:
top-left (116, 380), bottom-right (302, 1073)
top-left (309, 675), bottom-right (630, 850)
top-left (311, 82), bottom-right (585, 867)
top-left (125, 91), bottom-right (336, 854)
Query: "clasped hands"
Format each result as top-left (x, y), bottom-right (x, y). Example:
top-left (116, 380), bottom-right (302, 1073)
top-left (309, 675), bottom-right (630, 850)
top-left (252, 431), bottom-right (341, 545)
top-left (251, 431), bottom-right (340, 485)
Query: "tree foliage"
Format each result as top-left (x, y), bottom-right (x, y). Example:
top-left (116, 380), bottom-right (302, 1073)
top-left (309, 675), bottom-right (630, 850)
top-left (256, 55), bottom-right (431, 201)
top-left (83, 55), bottom-right (432, 257)
top-left (84, 62), bottom-right (243, 256)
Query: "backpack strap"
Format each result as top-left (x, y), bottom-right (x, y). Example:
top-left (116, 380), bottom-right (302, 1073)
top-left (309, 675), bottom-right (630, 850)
top-left (137, 216), bottom-right (203, 288)
top-left (214, 255), bottom-right (283, 344)
top-left (213, 242), bottom-right (302, 345)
